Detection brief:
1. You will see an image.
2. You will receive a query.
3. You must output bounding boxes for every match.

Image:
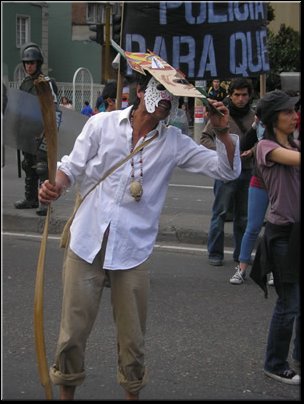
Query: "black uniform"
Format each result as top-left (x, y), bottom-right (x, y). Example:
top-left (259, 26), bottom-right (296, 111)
top-left (207, 85), bottom-right (227, 102)
top-left (14, 70), bottom-right (59, 215)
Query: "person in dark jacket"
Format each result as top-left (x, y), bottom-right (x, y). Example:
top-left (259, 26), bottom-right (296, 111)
top-left (200, 78), bottom-right (255, 266)
top-left (207, 78), bottom-right (227, 101)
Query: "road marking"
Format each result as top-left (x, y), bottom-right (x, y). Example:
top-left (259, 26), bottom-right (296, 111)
top-left (2, 231), bottom-right (233, 255)
top-left (2, 231), bottom-right (60, 241)
top-left (154, 243), bottom-right (233, 255)
top-left (169, 184), bottom-right (213, 190)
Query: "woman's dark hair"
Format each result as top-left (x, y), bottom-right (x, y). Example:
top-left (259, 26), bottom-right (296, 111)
top-left (101, 81), bottom-right (117, 109)
top-left (102, 81), bottom-right (117, 100)
top-left (263, 111), bottom-right (300, 151)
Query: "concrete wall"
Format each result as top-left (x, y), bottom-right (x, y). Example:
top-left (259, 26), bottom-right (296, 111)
top-left (269, 2), bottom-right (300, 33)
top-left (47, 3), bottom-right (102, 83)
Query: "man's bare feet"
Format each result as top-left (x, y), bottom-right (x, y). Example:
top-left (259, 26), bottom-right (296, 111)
top-left (125, 391), bottom-right (139, 400)
top-left (60, 385), bottom-right (76, 400)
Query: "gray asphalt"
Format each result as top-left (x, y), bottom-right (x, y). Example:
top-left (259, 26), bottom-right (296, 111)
top-left (2, 234), bottom-right (301, 401)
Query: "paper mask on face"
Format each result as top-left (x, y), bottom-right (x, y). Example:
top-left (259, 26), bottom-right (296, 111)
top-left (144, 78), bottom-right (172, 109)
top-left (144, 77), bottom-right (179, 123)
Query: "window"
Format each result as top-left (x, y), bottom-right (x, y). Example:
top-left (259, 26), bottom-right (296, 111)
top-left (87, 3), bottom-right (103, 24)
top-left (16, 15), bottom-right (30, 47)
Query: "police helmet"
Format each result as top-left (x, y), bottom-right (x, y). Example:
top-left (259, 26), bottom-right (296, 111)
top-left (21, 43), bottom-right (44, 65)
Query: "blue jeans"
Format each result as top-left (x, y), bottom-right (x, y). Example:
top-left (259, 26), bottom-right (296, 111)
top-left (264, 237), bottom-right (301, 373)
top-left (239, 185), bottom-right (269, 263)
top-left (208, 170), bottom-right (251, 261)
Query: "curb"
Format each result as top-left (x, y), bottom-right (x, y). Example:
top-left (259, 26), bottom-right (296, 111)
top-left (2, 212), bottom-right (235, 247)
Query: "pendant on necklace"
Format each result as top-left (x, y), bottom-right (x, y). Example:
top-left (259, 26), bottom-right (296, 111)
top-left (130, 181), bottom-right (143, 202)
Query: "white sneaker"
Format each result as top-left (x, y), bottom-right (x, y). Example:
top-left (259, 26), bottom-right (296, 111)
top-left (230, 266), bottom-right (246, 285)
top-left (268, 272), bottom-right (274, 286)
top-left (264, 369), bottom-right (300, 385)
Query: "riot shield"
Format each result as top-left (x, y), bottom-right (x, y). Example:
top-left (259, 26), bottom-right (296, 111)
top-left (3, 88), bottom-right (88, 158)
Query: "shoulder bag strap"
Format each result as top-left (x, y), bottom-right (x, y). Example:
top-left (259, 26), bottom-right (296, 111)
top-left (60, 131), bottom-right (158, 248)
top-left (82, 131), bottom-right (158, 200)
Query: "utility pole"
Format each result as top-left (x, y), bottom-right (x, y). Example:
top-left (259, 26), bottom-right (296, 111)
top-left (259, 73), bottom-right (266, 97)
top-left (193, 80), bottom-right (207, 144)
top-left (112, 2), bottom-right (124, 108)
top-left (103, 2), bottom-right (111, 82)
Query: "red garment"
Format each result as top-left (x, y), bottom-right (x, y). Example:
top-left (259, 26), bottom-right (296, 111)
top-left (250, 174), bottom-right (265, 189)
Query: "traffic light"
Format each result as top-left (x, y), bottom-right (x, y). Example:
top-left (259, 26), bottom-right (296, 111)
top-left (89, 24), bottom-right (103, 45)
top-left (112, 14), bottom-right (121, 45)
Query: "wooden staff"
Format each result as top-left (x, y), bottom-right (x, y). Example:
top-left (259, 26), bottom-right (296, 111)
top-left (115, 2), bottom-right (125, 110)
top-left (33, 76), bottom-right (58, 400)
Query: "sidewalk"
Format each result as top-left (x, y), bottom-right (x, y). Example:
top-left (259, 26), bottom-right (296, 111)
top-left (2, 145), bottom-right (234, 246)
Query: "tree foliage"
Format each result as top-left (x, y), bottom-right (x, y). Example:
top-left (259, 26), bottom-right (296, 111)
top-left (266, 3), bottom-right (275, 23)
top-left (266, 24), bottom-right (300, 90)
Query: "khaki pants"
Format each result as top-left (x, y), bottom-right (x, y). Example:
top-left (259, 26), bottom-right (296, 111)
top-left (50, 242), bottom-right (150, 395)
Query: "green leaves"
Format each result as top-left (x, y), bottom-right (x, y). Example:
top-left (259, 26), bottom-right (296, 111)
top-left (266, 24), bottom-right (300, 90)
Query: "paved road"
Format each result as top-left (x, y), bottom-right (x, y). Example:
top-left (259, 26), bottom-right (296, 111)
top-left (2, 233), bottom-right (300, 401)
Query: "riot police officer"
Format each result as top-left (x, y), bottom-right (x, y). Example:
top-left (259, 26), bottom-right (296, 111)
top-left (14, 42), bottom-right (59, 216)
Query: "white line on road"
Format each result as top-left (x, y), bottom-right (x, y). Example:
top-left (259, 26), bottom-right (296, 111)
top-left (169, 184), bottom-right (213, 190)
top-left (2, 231), bottom-right (60, 241)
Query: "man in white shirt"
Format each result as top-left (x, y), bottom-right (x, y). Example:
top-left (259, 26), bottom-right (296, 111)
top-left (39, 70), bottom-right (241, 400)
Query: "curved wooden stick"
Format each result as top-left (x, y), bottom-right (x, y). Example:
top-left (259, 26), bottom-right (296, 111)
top-left (34, 206), bottom-right (53, 400)
top-left (33, 76), bottom-right (58, 400)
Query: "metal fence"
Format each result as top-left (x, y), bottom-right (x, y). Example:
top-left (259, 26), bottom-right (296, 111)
top-left (9, 81), bottom-right (104, 113)
top-left (57, 82), bottom-right (104, 112)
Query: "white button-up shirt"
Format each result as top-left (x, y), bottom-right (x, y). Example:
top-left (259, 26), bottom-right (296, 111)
top-left (58, 106), bottom-right (241, 269)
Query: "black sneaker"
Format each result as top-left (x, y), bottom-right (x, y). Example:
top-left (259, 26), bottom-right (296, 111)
top-left (264, 368), bottom-right (301, 385)
top-left (36, 206), bottom-right (48, 216)
top-left (208, 257), bottom-right (223, 266)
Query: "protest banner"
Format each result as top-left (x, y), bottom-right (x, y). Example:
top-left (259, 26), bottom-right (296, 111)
top-left (122, 2), bottom-right (269, 79)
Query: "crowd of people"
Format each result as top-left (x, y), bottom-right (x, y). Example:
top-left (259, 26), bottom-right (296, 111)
top-left (13, 41), bottom-right (300, 398)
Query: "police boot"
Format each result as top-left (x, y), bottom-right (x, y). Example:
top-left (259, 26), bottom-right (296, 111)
top-left (14, 176), bottom-right (39, 209)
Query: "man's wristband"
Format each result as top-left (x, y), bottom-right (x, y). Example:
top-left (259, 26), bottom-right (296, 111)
top-left (213, 126), bottom-right (230, 134)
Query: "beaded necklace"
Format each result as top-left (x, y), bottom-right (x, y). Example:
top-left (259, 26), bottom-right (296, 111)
top-left (129, 110), bottom-right (146, 202)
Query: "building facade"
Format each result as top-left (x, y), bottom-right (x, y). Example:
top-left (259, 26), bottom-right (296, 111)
top-left (269, 2), bottom-right (300, 33)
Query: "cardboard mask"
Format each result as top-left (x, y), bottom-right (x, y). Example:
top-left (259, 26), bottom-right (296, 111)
top-left (111, 39), bottom-right (223, 116)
